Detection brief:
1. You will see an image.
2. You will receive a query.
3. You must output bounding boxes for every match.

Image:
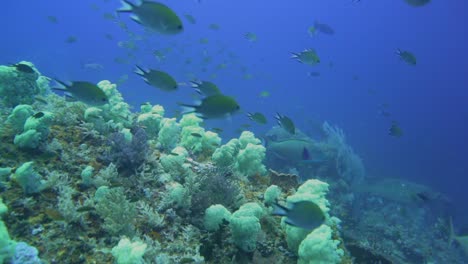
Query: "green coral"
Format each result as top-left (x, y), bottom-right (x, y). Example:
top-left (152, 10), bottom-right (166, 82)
top-left (158, 117), bottom-right (181, 150)
top-left (159, 146), bottom-right (191, 178)
top-left (0, 61), bottom-right (41, 107)
top-left (0, 199), bottom-right (16, 263)
top-left (179, 114), bottom-right (221, 156)
top-left (204, 204), bottom-right (232, 231)
top-left (95, 187), bottom-right (137, 236)
top-left (137, 104), bottom-right (165, 139)
top-left (298, 225), bottom-right (344, 264)
top-left (211, 138), bottom-right (239, 167)
top-left (111, 237), bottom-right (147, 264)
top-left (11, 162), bottom-right (45, 194)
top-left (264, 185), bottom-right (282, 205)
top-left (229, 203), bottom-right (265, 252)
top-left (13, 111), bottom-right (53, 149)
top-left (6, 104), bottom-right (34, 133)
top-left (84, 80), bottom-right (133, 132)
top-left (283, 179), bottom-right (338, 255)
top-left (212, 131), bottom-right (266, 178)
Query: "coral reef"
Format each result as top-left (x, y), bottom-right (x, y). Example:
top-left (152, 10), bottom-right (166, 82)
top-left (0, 62), bottom-right (465, 264)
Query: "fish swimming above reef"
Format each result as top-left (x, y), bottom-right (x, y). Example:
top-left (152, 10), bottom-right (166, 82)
top-left (291, 49), bottom-right (320, 66)
top-left (184, 14), bottom-right (196, 24)
top-left (307, 26), bottom-right (316, 36)
top-left (53, 80), bottom-right (109, 106)
top-left (209, 23), bottom-right (220, 31)
top-left (247, 112), bottom-right (267, 124)
top-left (134, 65), bottom-right (178, 91)
top-left (47, 15), bottom-right (58, 24)
top-left (117, 0), bottom-right (183, 35)
top-left (65, 36), bottom-right (78, 44)
top-left (179, 94), bottom-right (240, 119)
top-left (191, 80), bottom-right (221, 96)
top-left (389, 121), bottom-right (403, 137)
top-left (314, 20), bottom-right (335, 35)
top-left (244, 32), bottom-right (258, 42)
top-left (396, 49), bottom-right (417, 65)
top-left (272, 200), bottom-right (325, 230)
top-left (307, 71), bottom-right (320, 77)
top-left (405, 0), bottom-right (430, 7)
top-left (259, 90), bottom-right (270, 98)
top-left (81, 62), bottom-right (104, 71)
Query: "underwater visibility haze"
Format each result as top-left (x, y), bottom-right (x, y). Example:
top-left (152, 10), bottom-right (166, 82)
top-left (0, 0), bottom-right (467, 263)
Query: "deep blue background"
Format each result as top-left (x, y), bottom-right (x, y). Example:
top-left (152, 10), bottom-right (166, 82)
top-left (2, 0), bottom-right (467, 223)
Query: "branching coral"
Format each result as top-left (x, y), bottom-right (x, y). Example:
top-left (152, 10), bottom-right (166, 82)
top-left (187, 162), bottom-right (241, 218)
top-left (322, 121), bottom-right (365, 185)
top-left (103, 127), bottom-right (149, 173)
top-left (95, 187), bottom-right (137, 237)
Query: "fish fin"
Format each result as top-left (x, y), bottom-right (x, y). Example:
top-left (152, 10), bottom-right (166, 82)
top-left (275, 112), bottom-right (281, 121)
top-left (290, 53), bottom-right (299, 59)
top-left (272, 202), bottom-right (289, 216)
top-left (395, 49), bottom-right (402, 56)
top-left (51, 88), bottom-right (68, 96)
top-left (53, 79), bottom-right (70, 89)
top-left (117, 0), bottom-right (134, 12)
top-left (190, 80), bottom-right (201, 87)
top-left (178, 103), bottom-right (198, 115)
top-left (193, 89), bottom-right (204, 96)
top-left (131, 15), bottom-right (142, 24)
top-left (64, 93), bottom-right (77, 102)
top-left (284, 218), bottom-right (297, 227)
top-left (142, 78), bottom-right (152, 86)
top-left (134, 65), bottom-right (146, 76)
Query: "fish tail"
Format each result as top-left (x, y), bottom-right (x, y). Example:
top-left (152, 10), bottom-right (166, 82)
top-left (134, 65), bottom-right (146, 76)
top-left (118, 0), bottom-right (134, 12)
top-left (290, 52), bottom-right (299, 59)
top-left (190, 80), bottom-right (200, 87)
top-left (275, 112), bottom-right (282, 123)
top-left (52, 87), bottom-right (67, 92)
top-left (178, 102), bottom-right (197, 115)
top-left (53, 79), bottom-right (69, 89)
top-left (272, 203), bottom-right (288, 216)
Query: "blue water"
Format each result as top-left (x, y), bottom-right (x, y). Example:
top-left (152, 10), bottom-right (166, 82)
top-left (3, 0), bottom-right (467, 225)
